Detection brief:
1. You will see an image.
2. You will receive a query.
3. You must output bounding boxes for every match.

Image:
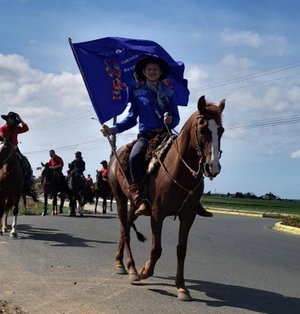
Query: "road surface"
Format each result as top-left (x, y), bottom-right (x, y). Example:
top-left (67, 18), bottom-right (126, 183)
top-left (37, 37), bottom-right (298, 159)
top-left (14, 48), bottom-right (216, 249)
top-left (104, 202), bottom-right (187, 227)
top-left (0, 209), bottom-right (300, 313)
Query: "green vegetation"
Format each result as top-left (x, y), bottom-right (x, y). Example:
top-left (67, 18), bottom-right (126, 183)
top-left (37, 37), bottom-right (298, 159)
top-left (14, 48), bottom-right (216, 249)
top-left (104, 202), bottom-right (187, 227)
top-left (281, 216), bottom-right (300, 228)
top-left (19, 199), bottom-right (69, 216)
top-left (202, 195), bottom-right (300, 215)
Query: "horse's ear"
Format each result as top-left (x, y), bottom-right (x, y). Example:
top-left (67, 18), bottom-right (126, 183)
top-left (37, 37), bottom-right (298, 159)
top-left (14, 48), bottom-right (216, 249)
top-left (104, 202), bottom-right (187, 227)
top-left (219, 99), bottom-right (226, 112)
top-left (197, 95), bottom-right (206, 114)
top-left (96, 170), bottom-right (99, 174)
top-left (41, 162), bottom-right (45, 167)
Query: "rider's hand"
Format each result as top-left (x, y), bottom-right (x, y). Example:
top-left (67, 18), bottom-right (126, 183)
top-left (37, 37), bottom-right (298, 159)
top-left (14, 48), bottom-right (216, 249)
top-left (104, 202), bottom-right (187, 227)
top-left (101, 124), bottom-right (113, 136)
top-left (164, 114), bottom-right (172, 125)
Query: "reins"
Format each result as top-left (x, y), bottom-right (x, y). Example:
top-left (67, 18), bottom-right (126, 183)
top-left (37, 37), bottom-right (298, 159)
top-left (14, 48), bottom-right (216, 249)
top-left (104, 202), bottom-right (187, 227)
top-left (0, 143), bottom-right (15, 167)
top-left (0, 144), bottom-right (18, 175)
top-left (164, 119), bottom-right (203, 179)
top-left (159, 118), bottom-right (205, 219)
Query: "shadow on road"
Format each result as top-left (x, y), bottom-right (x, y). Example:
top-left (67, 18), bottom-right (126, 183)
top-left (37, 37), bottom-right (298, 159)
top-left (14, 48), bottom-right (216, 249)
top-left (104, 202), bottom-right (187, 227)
top-left (17, 224), bottom-right (117, 248)
top-left (147, 275), bottom-right (300, 314)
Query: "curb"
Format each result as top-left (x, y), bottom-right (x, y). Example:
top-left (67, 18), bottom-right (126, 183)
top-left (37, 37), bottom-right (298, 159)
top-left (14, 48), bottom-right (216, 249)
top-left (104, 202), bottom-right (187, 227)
top-left (209, 209), bottom-right (263, 218)
top-left (272, 222), bottom-right (300, 236)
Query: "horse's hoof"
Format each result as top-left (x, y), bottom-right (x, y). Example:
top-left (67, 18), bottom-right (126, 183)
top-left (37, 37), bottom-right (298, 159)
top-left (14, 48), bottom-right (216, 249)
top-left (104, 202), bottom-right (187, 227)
top-left (178, 288), bottom-right (192, 301)
top-left (2, 227), bottom-right (8, 233)
top-left (116, 265), bottom-right (127, 275)
top-left (10, 232), bottom-right (18, 239)
top-left (129, 273), bottom-right (140, 283)
top-left (42, 212), bottom-right (47, 216)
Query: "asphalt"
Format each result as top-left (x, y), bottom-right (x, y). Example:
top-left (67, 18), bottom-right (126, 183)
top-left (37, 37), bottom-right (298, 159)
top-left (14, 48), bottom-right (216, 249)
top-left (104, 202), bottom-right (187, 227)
top-left (45, 198), bottom-right (300, 237)
top-left (208, 208), bottom-right (300, 236)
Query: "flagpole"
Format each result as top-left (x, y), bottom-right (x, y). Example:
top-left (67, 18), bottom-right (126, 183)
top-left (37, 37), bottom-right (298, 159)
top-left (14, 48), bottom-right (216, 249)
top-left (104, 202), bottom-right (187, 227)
top-left (69, 37), bottom-right (130, 187)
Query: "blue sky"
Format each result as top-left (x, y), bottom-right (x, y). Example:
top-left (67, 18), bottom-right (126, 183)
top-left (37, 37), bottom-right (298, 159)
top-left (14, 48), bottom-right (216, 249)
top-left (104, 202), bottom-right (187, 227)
top-left (1, 0), bottom-right (300, 199)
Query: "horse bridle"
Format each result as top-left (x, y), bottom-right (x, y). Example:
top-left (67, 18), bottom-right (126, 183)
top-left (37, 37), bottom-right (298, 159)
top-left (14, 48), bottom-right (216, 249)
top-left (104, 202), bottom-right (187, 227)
top-left (162, 115), bottom-right (223, 218)
top-left (195, 115), bottom-right (224, 175)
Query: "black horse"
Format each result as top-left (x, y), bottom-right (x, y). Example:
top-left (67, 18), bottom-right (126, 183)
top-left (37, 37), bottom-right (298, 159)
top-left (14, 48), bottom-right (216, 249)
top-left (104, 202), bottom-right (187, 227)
top-left (67, 171), bottom-right (87, 217)
top-left (40, 162), bottom-right (66, 215)
top-left (94, 170), bottom-right (113, 214)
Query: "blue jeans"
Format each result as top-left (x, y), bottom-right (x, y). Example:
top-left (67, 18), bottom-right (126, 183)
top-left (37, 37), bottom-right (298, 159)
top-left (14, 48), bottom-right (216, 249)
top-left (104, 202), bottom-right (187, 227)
top-left (129, 135), bottom-right (149, 184)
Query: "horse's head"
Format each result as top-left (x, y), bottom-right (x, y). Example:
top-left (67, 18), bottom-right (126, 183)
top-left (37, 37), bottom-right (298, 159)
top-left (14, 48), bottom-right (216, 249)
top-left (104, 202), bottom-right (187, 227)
top-left (194, 95), bottom-right (225, 180)
top-left (40, 162), bottom-right (57, 185)
top-left (68, 171), bottom-right (85, 191)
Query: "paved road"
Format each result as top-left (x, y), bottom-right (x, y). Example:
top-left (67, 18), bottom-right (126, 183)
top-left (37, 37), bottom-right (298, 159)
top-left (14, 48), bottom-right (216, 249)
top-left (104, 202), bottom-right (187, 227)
top-left (0, 209), bottom-right (300, 314)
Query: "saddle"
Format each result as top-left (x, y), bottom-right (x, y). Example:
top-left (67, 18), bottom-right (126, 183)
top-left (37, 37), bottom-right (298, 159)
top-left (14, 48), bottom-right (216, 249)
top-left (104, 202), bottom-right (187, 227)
top-left (119, 131), bottom-right (177, 178)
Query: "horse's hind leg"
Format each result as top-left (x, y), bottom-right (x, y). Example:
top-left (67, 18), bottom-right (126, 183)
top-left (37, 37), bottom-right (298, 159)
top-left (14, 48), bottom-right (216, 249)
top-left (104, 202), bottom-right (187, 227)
top-left (115, 199), bottom-right (139, 282)
top-left (175, 212), bottom-right (196, 301)
top-left (139, 215), bottom-right (163, 280)
top-left (10, 196), bottom-right (21, 238)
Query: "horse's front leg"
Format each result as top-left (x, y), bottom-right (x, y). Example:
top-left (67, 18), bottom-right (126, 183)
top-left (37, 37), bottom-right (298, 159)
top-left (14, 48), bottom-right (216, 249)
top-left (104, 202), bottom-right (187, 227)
top-left (94, 195), bottom-right (98, 214)
top-left (59, 193), bottom-right (65, 214)
top-left (102, 197), bottom-right (107, 214)
top-left (3, 209), bottom-right (9, 232)
top-left (52, 194), bottom-right (58, 215)
top-left (176, 212), bottom-right (196, 301)
top-left (139, 216), bottom-right (163, 280)
top-left (42, 192), bottom-right (48, 216)
top-left (0, 199), bottom-right (4, 235)
top-left (10, 196), bottom-right (21, 238)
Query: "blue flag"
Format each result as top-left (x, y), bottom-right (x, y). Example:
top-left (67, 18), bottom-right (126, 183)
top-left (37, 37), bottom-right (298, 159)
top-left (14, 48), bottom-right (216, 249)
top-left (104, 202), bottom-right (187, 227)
top-left (69, 37), bottom-right (189, 124)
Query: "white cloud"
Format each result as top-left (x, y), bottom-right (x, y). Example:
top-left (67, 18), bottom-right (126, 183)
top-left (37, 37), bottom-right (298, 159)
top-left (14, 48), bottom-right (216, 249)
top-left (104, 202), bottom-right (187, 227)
top-left (0, 53), bottom-right (90, 124)
top-left (221, 29), bottom-right (287, 55)
top-left (220, 54), bottom-right (255, 70)
top-left (185, 65), bottom-right (209, 88)
top-left (221, 28), bottom-right (263, 47)
top-left (291, 150), bottom-right (300, 158)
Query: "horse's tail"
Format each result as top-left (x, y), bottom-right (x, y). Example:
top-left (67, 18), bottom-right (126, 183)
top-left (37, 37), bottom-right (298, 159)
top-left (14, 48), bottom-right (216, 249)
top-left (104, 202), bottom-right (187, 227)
top-left (132, 222), bottom-right (147, 242)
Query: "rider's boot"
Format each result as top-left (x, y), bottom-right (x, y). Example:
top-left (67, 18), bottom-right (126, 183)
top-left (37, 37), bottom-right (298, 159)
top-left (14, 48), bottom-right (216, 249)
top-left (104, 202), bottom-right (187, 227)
top-left (128, 183), bottom-right (150, 216)
top-left (196, 202), bottom-right (213, 217)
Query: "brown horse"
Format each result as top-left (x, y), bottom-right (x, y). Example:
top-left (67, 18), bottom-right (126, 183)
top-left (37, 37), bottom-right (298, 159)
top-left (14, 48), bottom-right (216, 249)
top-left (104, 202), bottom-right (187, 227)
top-left (108, 95), bottom-right (225, 301)
top-left (0, 139), bottom-right (24, 238)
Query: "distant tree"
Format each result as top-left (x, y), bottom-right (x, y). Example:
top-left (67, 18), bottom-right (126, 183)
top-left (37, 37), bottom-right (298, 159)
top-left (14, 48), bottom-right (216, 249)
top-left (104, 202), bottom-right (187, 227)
top-left (235, 192), bottom-right (244, 198)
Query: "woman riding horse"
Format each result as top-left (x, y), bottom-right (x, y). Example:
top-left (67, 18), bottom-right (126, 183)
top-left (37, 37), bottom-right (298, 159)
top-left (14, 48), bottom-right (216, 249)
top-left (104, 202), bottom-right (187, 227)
top-left (101, 56), bottom-right (211, 217)
top-left (108, 95), bottom-right (225, 300)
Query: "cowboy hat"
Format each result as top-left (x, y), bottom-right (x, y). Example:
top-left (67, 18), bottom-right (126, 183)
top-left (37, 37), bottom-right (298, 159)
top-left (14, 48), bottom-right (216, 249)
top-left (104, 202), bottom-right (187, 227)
top-left (134, 56), bottom-right (170, 82)
top-left (100, 160), bottom-right (107, 165)
top-left (1, 111), bottom-right (19, 122)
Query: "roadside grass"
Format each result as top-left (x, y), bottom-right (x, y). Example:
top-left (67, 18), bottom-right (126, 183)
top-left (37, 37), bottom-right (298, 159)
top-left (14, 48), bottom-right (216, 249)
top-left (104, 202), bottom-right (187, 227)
top-left (202, 195), bottom-right (300, 215)
top-left (19, 198), bottom-right (69, 216)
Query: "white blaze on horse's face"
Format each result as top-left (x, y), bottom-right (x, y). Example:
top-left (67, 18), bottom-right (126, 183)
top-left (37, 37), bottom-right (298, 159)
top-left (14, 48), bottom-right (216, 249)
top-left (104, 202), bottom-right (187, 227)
top-left (207, 120), bottom-right (221, 177)
top-left (0, 141), bottom-right (4, 153)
